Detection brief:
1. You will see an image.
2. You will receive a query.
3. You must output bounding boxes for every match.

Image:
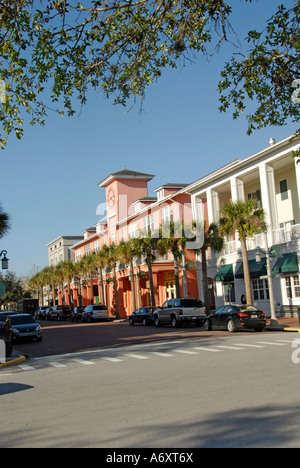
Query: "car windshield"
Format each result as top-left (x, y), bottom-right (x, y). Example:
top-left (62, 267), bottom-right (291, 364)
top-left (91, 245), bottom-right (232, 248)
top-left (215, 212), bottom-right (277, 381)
top-left (11, 315), bottom-right (36, 325)
top-left (93, 305), bottom-right (107, 310)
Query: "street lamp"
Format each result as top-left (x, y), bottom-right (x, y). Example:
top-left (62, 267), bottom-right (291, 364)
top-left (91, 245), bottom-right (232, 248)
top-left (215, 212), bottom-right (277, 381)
top-left (0, 250), bottom-right (9, 270)
top-left (255, 233), bottom-right (278, 327)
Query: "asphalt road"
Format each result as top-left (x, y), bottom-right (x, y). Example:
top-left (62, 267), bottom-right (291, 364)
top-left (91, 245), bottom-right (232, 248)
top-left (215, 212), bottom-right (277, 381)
top-left (12, 320), bottom-right (262, 358)
top-left (1, 332), bottom-right (300, 448)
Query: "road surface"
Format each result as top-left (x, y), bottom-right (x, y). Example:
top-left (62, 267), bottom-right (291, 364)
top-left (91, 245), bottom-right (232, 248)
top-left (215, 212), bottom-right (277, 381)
top-left (1, 332), bottom-right (300, 448)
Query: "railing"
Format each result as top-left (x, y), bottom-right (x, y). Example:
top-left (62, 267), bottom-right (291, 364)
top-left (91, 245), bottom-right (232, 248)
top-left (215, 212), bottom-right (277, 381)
top-left (272, 223), bottom-right (300, 245)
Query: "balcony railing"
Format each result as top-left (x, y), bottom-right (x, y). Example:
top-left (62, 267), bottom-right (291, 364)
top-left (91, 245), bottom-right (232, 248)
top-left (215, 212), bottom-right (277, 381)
top-left (272, 224), bottom-right (300, 245)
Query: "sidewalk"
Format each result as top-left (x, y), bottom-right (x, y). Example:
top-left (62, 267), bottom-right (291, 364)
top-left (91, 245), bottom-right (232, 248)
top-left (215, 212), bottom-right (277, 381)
top-left (0, 352), bottom-right (27, 369)
top-left (265, 316), bottom-right (300, 332)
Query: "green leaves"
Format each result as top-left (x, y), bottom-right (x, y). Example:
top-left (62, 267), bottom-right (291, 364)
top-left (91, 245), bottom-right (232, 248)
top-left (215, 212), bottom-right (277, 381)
top-left (218, 2), bottom-right (300, 135)
top-left (0, 0), bottom-right (232, 147)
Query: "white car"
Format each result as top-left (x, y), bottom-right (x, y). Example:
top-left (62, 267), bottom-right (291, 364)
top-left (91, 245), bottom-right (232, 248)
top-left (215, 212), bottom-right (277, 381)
top-left (82, 304), bottom-right (109, 323)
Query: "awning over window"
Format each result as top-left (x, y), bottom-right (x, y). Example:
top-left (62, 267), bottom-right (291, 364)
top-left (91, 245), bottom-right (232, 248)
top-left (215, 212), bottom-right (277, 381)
top-left (273, 253), bottom-right (299, 275)
top-left (215, 264), bottom-right (234, 282)
top-left (235, 259), bottom-right (267, 279)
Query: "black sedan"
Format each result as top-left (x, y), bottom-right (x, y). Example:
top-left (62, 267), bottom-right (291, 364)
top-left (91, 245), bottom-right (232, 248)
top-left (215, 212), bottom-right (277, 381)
top-left (129, 307), bottom-right (155, 326)
top-left (205, 305), bottom-right (267, 333)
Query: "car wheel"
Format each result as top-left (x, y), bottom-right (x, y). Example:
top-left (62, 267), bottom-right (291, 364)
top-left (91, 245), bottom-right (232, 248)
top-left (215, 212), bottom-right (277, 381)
top-left (142, 319), bottom-right (147, 326)
top-left (154, 316), bottom-right (160, 327)
top-left (171, 317), bottom-right (179, 328)
top-left (129, 318), bottom-right (134, 326)
top-left (254, 327), bottom-right (264, 332)
top-left (205, 319), bottom-right (212, 331)
top-left (227, 319), bottom-right (237, 333)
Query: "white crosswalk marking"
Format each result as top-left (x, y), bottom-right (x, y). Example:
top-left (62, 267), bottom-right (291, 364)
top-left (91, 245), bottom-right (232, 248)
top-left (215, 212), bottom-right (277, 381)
top-left (124, 354), bottom-right (149, 360)
top-left (18, 364), bottom-right (36, 371)
top-left (74, 359), bottom-right (95, 365)
top-left (101, 357), bottom-right (123, 363)
top-left (236, 343), bottom-right (265, 348)
top-left (216, 345), bottom-right (245, 350)
top-left (256, 341), bottom-right (288, 346)
top-left (150, 352), bottom-right (174, 357)
top-left (193, 347), bottom-right (222, 353)
top-left (4, 335), bottom-right (293, 375)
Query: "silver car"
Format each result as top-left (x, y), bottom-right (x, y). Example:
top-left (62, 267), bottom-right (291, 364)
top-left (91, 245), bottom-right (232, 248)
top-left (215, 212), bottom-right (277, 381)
top-left (82, 305), bottom-right (109, 323)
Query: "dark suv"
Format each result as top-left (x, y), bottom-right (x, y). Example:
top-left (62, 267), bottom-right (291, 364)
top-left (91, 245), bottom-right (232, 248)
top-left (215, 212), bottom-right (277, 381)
top-left (49, 305), bottom-right (72, 321)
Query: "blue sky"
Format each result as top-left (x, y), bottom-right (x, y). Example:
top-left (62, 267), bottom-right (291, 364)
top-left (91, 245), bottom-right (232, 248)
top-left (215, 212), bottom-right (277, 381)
top-left (0, 0), bottom-right (297, 277)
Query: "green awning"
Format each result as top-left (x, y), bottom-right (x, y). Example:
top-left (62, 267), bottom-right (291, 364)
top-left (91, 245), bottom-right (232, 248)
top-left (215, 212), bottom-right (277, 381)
top-left (215, 264), bottom-right (234, 282)
top-left (235, 259), bottom-right (267, 279)
top-left (273, 253), bottom-right (299, 275)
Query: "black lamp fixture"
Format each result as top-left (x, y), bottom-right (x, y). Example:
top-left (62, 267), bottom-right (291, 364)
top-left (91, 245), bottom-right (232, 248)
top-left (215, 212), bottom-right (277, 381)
top-left (0, 250), bottom-right (9, 270)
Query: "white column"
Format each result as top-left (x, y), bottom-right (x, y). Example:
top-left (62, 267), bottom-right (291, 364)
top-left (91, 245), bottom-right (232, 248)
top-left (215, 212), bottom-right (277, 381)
top-left (295, 158), bottom-right (300, 209)
top-left (259, 163), bottom-right (279, 245)
top-left (230, 177), bottom-right (245, 202)
top-left (207, 189), bottom-right (219, 224)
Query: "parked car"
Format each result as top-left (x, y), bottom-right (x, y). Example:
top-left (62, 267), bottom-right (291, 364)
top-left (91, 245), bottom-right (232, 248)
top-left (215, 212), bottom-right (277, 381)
top-left (71, 306), bottom-right (85, 322)
top-left (129, 307), bottom-right (156, 326)
top-left (49, 305), bottom-right (72, 321)
top-left (0, 311), bottom-right (18, 323)
top-left (82, 304), bottom-right (109, 323)
top-left (153, 298), bottom-right (206, 328)
top-left (44, 307), bottom-right (53, 320)
top-left (10, 314), bottom-right (43, 342)
top-left (205, 304), bottom-right (267, 333)
top-left (35, 306), bottom-right (48, 320)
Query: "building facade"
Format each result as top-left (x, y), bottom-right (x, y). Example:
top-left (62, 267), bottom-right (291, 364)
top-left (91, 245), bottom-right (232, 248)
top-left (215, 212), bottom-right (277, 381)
top-left (64, 134), bottom-right (299, 318)
top-left (189, 135), bottom-right (300, 316)
top-left (47, 235), bottom-right (84, 266)
top-left (70, 169), bottom-right (199, 315)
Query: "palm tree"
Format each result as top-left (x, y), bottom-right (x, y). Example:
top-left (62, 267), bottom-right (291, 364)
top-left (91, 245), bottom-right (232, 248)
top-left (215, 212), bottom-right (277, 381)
top-left (117, 239), bottom-right (142, 313)
top-left (94, 249), bottom-right (107, 305)
top-left (82, 253), bottom-right (97, 305)
top-left (158, 221), bottom-right (184, 298)
top-left (102, 243), bottom-right (120, 319)
top-left (0, 204), bottom-right (10, 239)
top-left (200, 222), bottom-right (224, 311)
top-left (61, 260), bottom-right (77, 307)
top-left (136, 230), bottom-right (161, 308)
top-left (220, 199), bottom-right (267, 306)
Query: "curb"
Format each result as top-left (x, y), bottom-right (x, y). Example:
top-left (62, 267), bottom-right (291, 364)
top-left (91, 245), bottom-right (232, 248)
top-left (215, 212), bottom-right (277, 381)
top-left (0, 355), bottom-right (27, 369)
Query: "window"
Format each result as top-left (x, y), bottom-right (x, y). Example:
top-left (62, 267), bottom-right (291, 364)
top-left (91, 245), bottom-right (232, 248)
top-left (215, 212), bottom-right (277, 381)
top-left (248, 190), bottom-right (262, 208)
top-left (285, 275), bottom-right (300, 299)
top-left (143, 215), bottom-right (154, 233)
top-left (128, 222), bottom-right (138, 239)
top-left (157, 189), bottom-right (164, 201)
top-left (84, 245), bottom-right (90, 256)
top-left (252, 279), bottom-right (269, 301)
top-left (161, 205), bottom-right (173, 224)
top-left (223, 282), bottom-right (236, 303)
top-left (280, 179), bottom-right (289, 201)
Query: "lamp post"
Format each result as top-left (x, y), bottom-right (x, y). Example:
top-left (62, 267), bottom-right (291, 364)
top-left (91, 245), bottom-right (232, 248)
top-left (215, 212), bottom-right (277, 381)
top-left (0, 251), bottom-right (9, 270)
top-left (255, 233), bottom-right (278, 327)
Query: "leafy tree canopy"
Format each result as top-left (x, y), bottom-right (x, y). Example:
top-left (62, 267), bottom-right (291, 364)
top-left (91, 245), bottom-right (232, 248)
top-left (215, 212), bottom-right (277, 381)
top-left (0, 0), bottom-right (299, 148)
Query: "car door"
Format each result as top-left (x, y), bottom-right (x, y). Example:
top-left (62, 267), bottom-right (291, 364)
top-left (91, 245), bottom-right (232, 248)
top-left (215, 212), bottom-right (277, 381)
top-left (160, 300), bottom-right (171, 323)
top-left (212, 306), bottom-right (226, 328)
